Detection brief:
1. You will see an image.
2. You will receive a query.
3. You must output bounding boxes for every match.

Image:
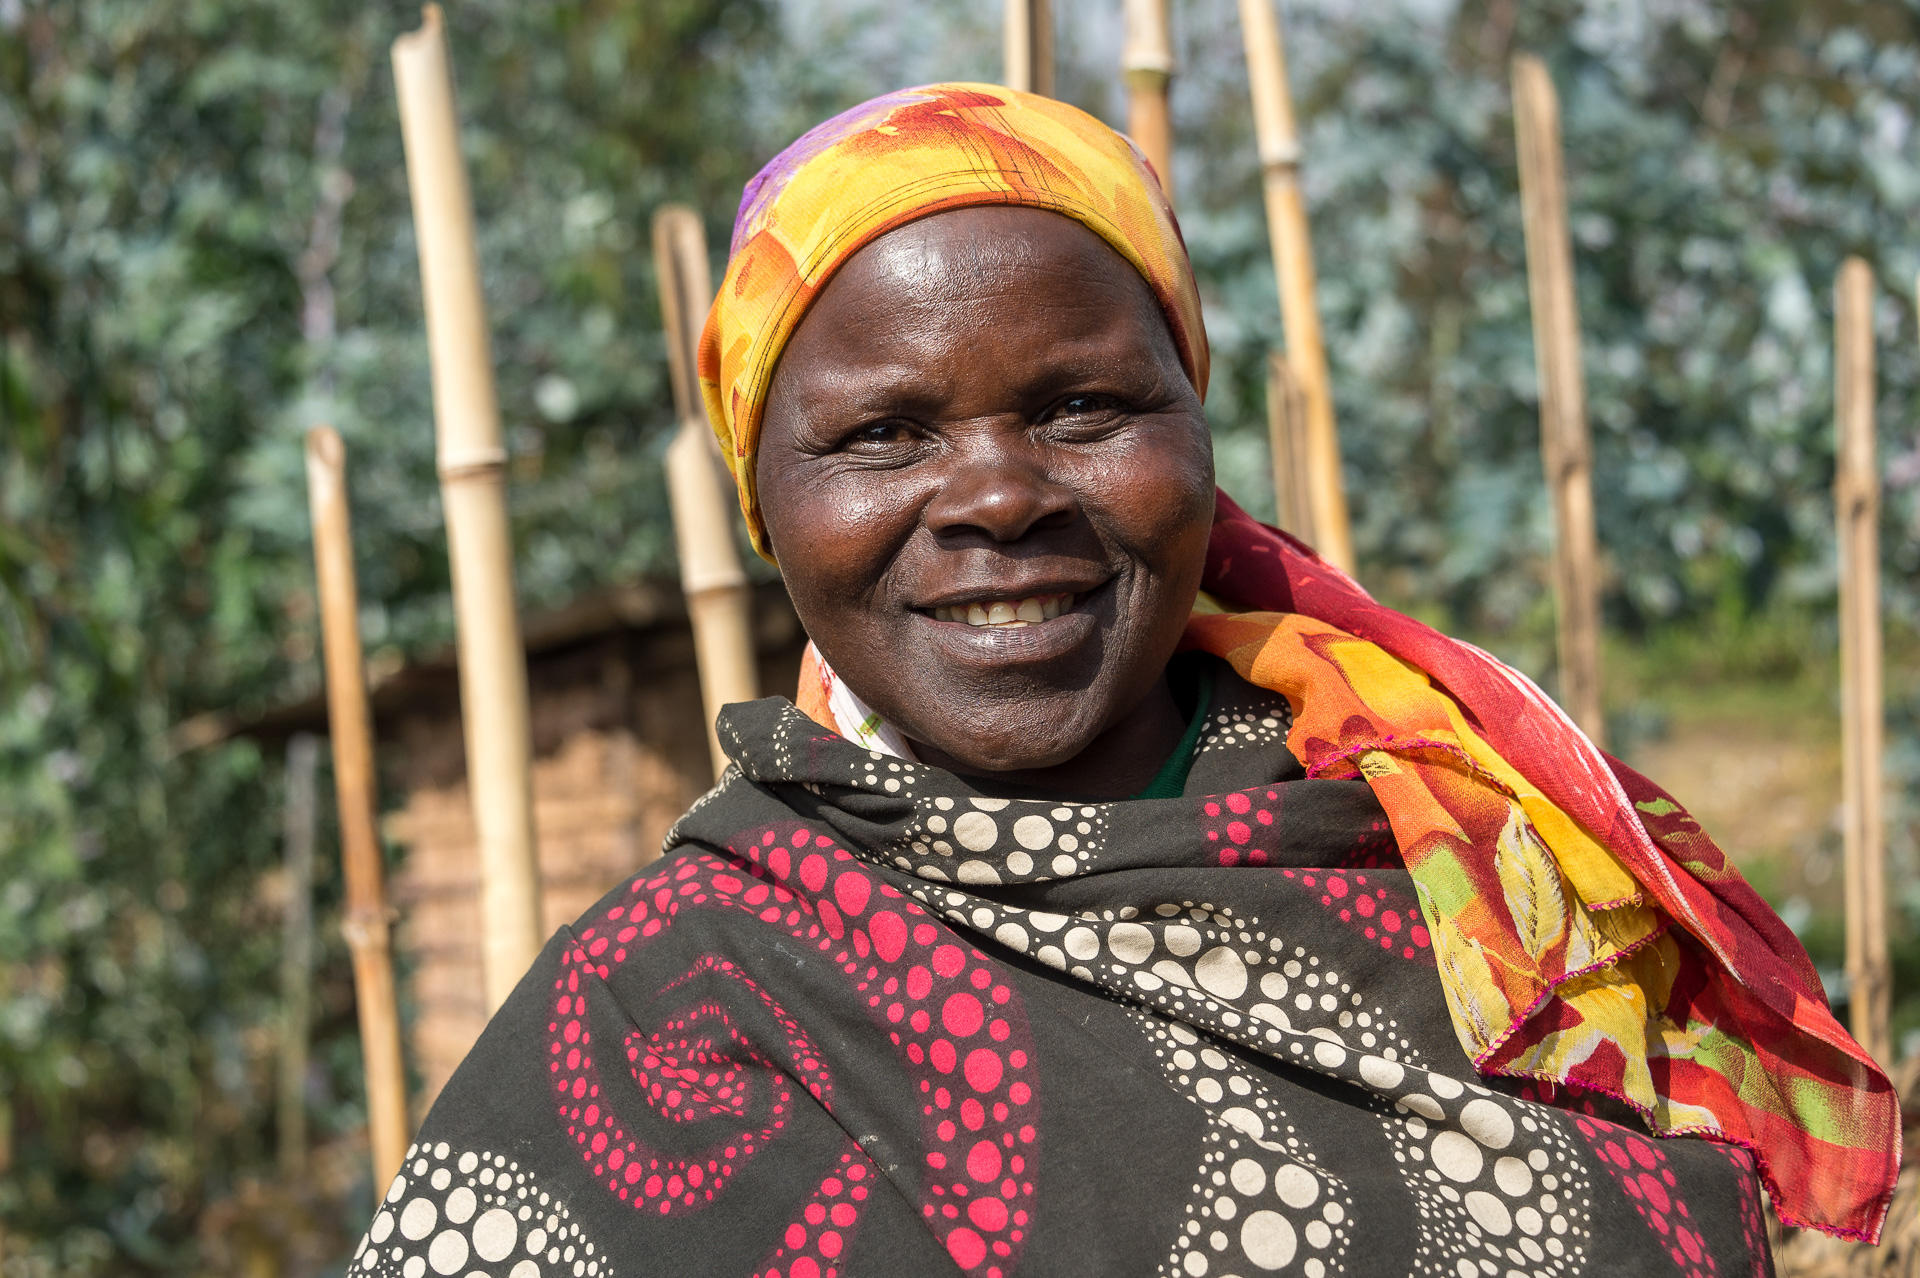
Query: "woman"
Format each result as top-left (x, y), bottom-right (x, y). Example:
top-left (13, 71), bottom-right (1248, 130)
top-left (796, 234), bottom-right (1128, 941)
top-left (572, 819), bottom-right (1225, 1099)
top-left (354, 85), bottom-right (1895, 1277)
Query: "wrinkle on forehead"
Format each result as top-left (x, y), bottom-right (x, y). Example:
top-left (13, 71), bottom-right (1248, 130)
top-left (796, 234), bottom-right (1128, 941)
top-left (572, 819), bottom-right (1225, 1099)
top-left (849, 207), bottom-right (1101, 294)
top-left (772, 205), bottom-right (1179, 397)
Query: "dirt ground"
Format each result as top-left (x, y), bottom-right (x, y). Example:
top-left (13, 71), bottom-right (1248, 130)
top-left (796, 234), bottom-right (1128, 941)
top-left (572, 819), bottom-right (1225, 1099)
top-left (1630, 706), bottom-right (1846, 916)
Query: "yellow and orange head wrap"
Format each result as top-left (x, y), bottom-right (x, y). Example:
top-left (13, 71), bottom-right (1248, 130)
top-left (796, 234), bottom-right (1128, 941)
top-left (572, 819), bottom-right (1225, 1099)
top-left (696, 82), bottom-right (1209, 559)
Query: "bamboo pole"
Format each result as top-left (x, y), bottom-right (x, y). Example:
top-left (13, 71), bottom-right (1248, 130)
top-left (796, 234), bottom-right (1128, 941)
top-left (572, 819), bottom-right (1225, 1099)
top-left (1122, 0), bottom-right (1175, 204)
top-left (0, 1099), bottom-right (10, 1266)
top-left (304, 426), bottom-right (410, 1191)
top-left (1834, 257), bottom-right (1889, 1067)
top-left (653, 206), bottom-right (757, 778)
top-left (276, 732), bottom-right (319, 1179)
top-left (1004, 0), bottom-right (1054, 97)
top-left (392, 5), bottom-right (543, 1013)
top-left (1511, 54), bottom-right (1606, 749)
top-left (1265, 353), bottom-right (1318, 546)
top-left (1239, 0), bottom-right (1354, 577)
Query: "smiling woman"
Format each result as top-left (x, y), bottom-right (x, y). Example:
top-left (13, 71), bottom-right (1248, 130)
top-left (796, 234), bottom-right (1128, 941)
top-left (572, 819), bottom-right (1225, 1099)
top-left (352, 85), bottom-right (1896, 1277)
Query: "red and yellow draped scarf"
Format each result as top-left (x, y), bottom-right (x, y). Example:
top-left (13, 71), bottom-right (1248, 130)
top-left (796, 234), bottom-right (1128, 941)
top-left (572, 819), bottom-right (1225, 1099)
top-left (702, 82), bottom-right (1899, 1240)
top-left (1181, 495), bottom-right (1898, 1240)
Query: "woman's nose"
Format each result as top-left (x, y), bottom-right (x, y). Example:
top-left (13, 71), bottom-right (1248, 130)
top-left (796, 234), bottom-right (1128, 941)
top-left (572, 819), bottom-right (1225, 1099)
top-left (922, 429), bottom-right (1076, 544)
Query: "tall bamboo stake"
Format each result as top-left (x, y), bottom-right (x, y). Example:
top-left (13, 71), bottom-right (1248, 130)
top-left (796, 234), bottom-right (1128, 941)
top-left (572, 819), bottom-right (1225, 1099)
top-left (0, 1100), bottom-right (10, 1265)
top-left (1122, 0), bottom-right (1175, 204)
top-left (653, 206), bottom-right (757, 778)
top-left (1005, 0), bottom-right (1054, 97)
top-left (1835, 257), bottom-right (1889, 1067)
top-left (1239, 0), bottom-right (1354, 576)
top-left (1265, 353), bottom-right (1318, 546)
top-left (305, 426), bottom-right (410, 1191)
top-left (1512, 54), bottom-right (1606, 749)
top-left (393, 5), bottom-right (542, 1013)
top-left (276, 732), bottom-right (319, 1179)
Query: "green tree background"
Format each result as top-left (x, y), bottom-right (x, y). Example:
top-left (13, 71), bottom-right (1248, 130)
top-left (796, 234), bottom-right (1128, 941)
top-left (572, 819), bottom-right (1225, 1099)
top-left (1, 0), bottom-right (1914, 1271)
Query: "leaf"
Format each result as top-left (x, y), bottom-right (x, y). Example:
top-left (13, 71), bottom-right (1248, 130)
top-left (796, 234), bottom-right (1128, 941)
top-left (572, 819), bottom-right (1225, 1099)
top-left (1562, 909), bottom-right (1597, 974)
top-left (1493, 804), bottom-right (1567, 963)
top-left (1420, 881), bottom-right (1507, 1051)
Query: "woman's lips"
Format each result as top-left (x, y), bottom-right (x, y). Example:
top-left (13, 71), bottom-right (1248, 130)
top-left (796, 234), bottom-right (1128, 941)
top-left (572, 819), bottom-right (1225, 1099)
top-left (914, 583), bottom-right (1109, 665)
top-left (930, 592), bottom-right (1074, 626)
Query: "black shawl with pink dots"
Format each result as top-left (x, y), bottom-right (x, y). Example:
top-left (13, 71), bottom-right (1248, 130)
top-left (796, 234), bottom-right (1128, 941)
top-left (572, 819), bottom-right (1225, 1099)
top-left (353, 662), bottom-right (1773, 1278)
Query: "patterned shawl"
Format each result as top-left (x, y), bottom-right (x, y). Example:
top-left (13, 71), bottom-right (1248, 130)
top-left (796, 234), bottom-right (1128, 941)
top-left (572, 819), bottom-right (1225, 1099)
top-left (358, 665), bottom-right (1782, 1277)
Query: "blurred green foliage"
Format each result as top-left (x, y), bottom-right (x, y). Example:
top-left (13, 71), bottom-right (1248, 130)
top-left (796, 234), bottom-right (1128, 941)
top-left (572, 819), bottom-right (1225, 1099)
top-left (0, 0), bottom-right (1914, 1271)
top-left (0, 0), bottom-right (784, 1269)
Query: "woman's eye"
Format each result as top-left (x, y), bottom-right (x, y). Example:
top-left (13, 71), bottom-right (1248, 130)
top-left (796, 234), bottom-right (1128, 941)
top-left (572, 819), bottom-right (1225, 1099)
top-left (1047, 394), bottom-right (1124, 423)
top-left (843, 421), bottom-right (916, 449)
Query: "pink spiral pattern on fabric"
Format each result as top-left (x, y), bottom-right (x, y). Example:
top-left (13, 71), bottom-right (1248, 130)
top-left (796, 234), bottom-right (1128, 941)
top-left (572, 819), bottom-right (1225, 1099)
top-left (1573, 1115), bottom-right (1719, 1278)
top-left (549, 824), bottom-right (1039, 1277)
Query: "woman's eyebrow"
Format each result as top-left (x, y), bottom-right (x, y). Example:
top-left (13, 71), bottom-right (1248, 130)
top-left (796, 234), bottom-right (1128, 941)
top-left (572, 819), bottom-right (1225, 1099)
top-left (804, 353), bottom-right (1164, 424)
top-left (792, 363), bottom-right (959, 419)
top-left (1007, 343), bottom-right (1173, 399)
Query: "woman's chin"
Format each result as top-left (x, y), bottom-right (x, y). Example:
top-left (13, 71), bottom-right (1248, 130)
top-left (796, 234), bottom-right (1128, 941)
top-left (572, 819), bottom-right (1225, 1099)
top-left (905, 717), bottom-right (1097, 780)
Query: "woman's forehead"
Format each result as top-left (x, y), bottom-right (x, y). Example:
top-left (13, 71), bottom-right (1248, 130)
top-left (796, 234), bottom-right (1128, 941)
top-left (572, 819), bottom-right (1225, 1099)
top-left (840, 206), bottom-right (1139, 287)
top-left (778, 207), bottom-right (1171, 375)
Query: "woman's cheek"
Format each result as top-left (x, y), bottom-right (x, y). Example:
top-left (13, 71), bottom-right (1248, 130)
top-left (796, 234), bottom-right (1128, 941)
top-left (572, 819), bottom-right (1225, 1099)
top-left (1090, 437), bottom-right (1212, 551)
top-left (778, 470), bottom-right (922, 581)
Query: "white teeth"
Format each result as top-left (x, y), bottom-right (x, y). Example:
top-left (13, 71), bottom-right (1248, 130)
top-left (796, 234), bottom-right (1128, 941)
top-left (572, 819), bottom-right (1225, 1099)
top-left (934, 593), bottom-right (1074, 627)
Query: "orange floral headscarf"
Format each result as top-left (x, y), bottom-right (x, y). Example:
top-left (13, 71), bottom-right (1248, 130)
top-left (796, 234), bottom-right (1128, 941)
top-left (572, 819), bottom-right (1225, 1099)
top-left (697, 82), bottom-right (1206, 560)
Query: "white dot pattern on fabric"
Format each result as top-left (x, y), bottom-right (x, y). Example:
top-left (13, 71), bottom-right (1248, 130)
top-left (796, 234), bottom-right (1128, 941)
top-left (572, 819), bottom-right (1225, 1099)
top-left (399, 1198), bottom-right (437, 1240)
top-left (1194, 947), bottom-right (1248, 1000)
top-left (472, 1208), bottom-right (517, 1262)
top-left (1460, 1098), bottom-right (1514, 1149)
top-left (1012, 814), bottom-right (1054, 849)
top-left (1164, 924), bottom-right (1203, 956)
top-left (426, 1229), bottom-right (468, 1275)
top-left (1128, 1006), bottom-right (1354, 1278)
top-left (353, 1145), bottom-right (603, 1277)
top-left (898, 791), bottom-right (1110, 880)
top-left (1431, 1131), bottom-right (1484, 1182)
top-left (1273, 1164), bottom-right (1319, 1210)
top-left (1110, 922), bottom-right (1155, 964)
top-left (1043, 894), bottom-right (1598, 1278)
top-left (1373, 1065), bottom-right (1593, 1275)
top-left (443, 1186), bottom-right (476, 1225)
top-left (1494, 1155), bottom-right (1533, 1197)
top-left (954, 810), bottom-right (998, 851)
top-left (1200, 704), bottom-right (1293, 752)
top-left (1241, 1209), bottom-right (1298, 1269)
top-left (1358, 1054), bottom-right (1404, 1090)
top-left (1231, 1159), bottom-right (1267, 1196)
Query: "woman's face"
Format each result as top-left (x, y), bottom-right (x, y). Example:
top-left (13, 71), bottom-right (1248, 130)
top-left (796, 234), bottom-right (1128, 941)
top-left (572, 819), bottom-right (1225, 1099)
top-left (756, 206), bottom-right (1214, 786)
